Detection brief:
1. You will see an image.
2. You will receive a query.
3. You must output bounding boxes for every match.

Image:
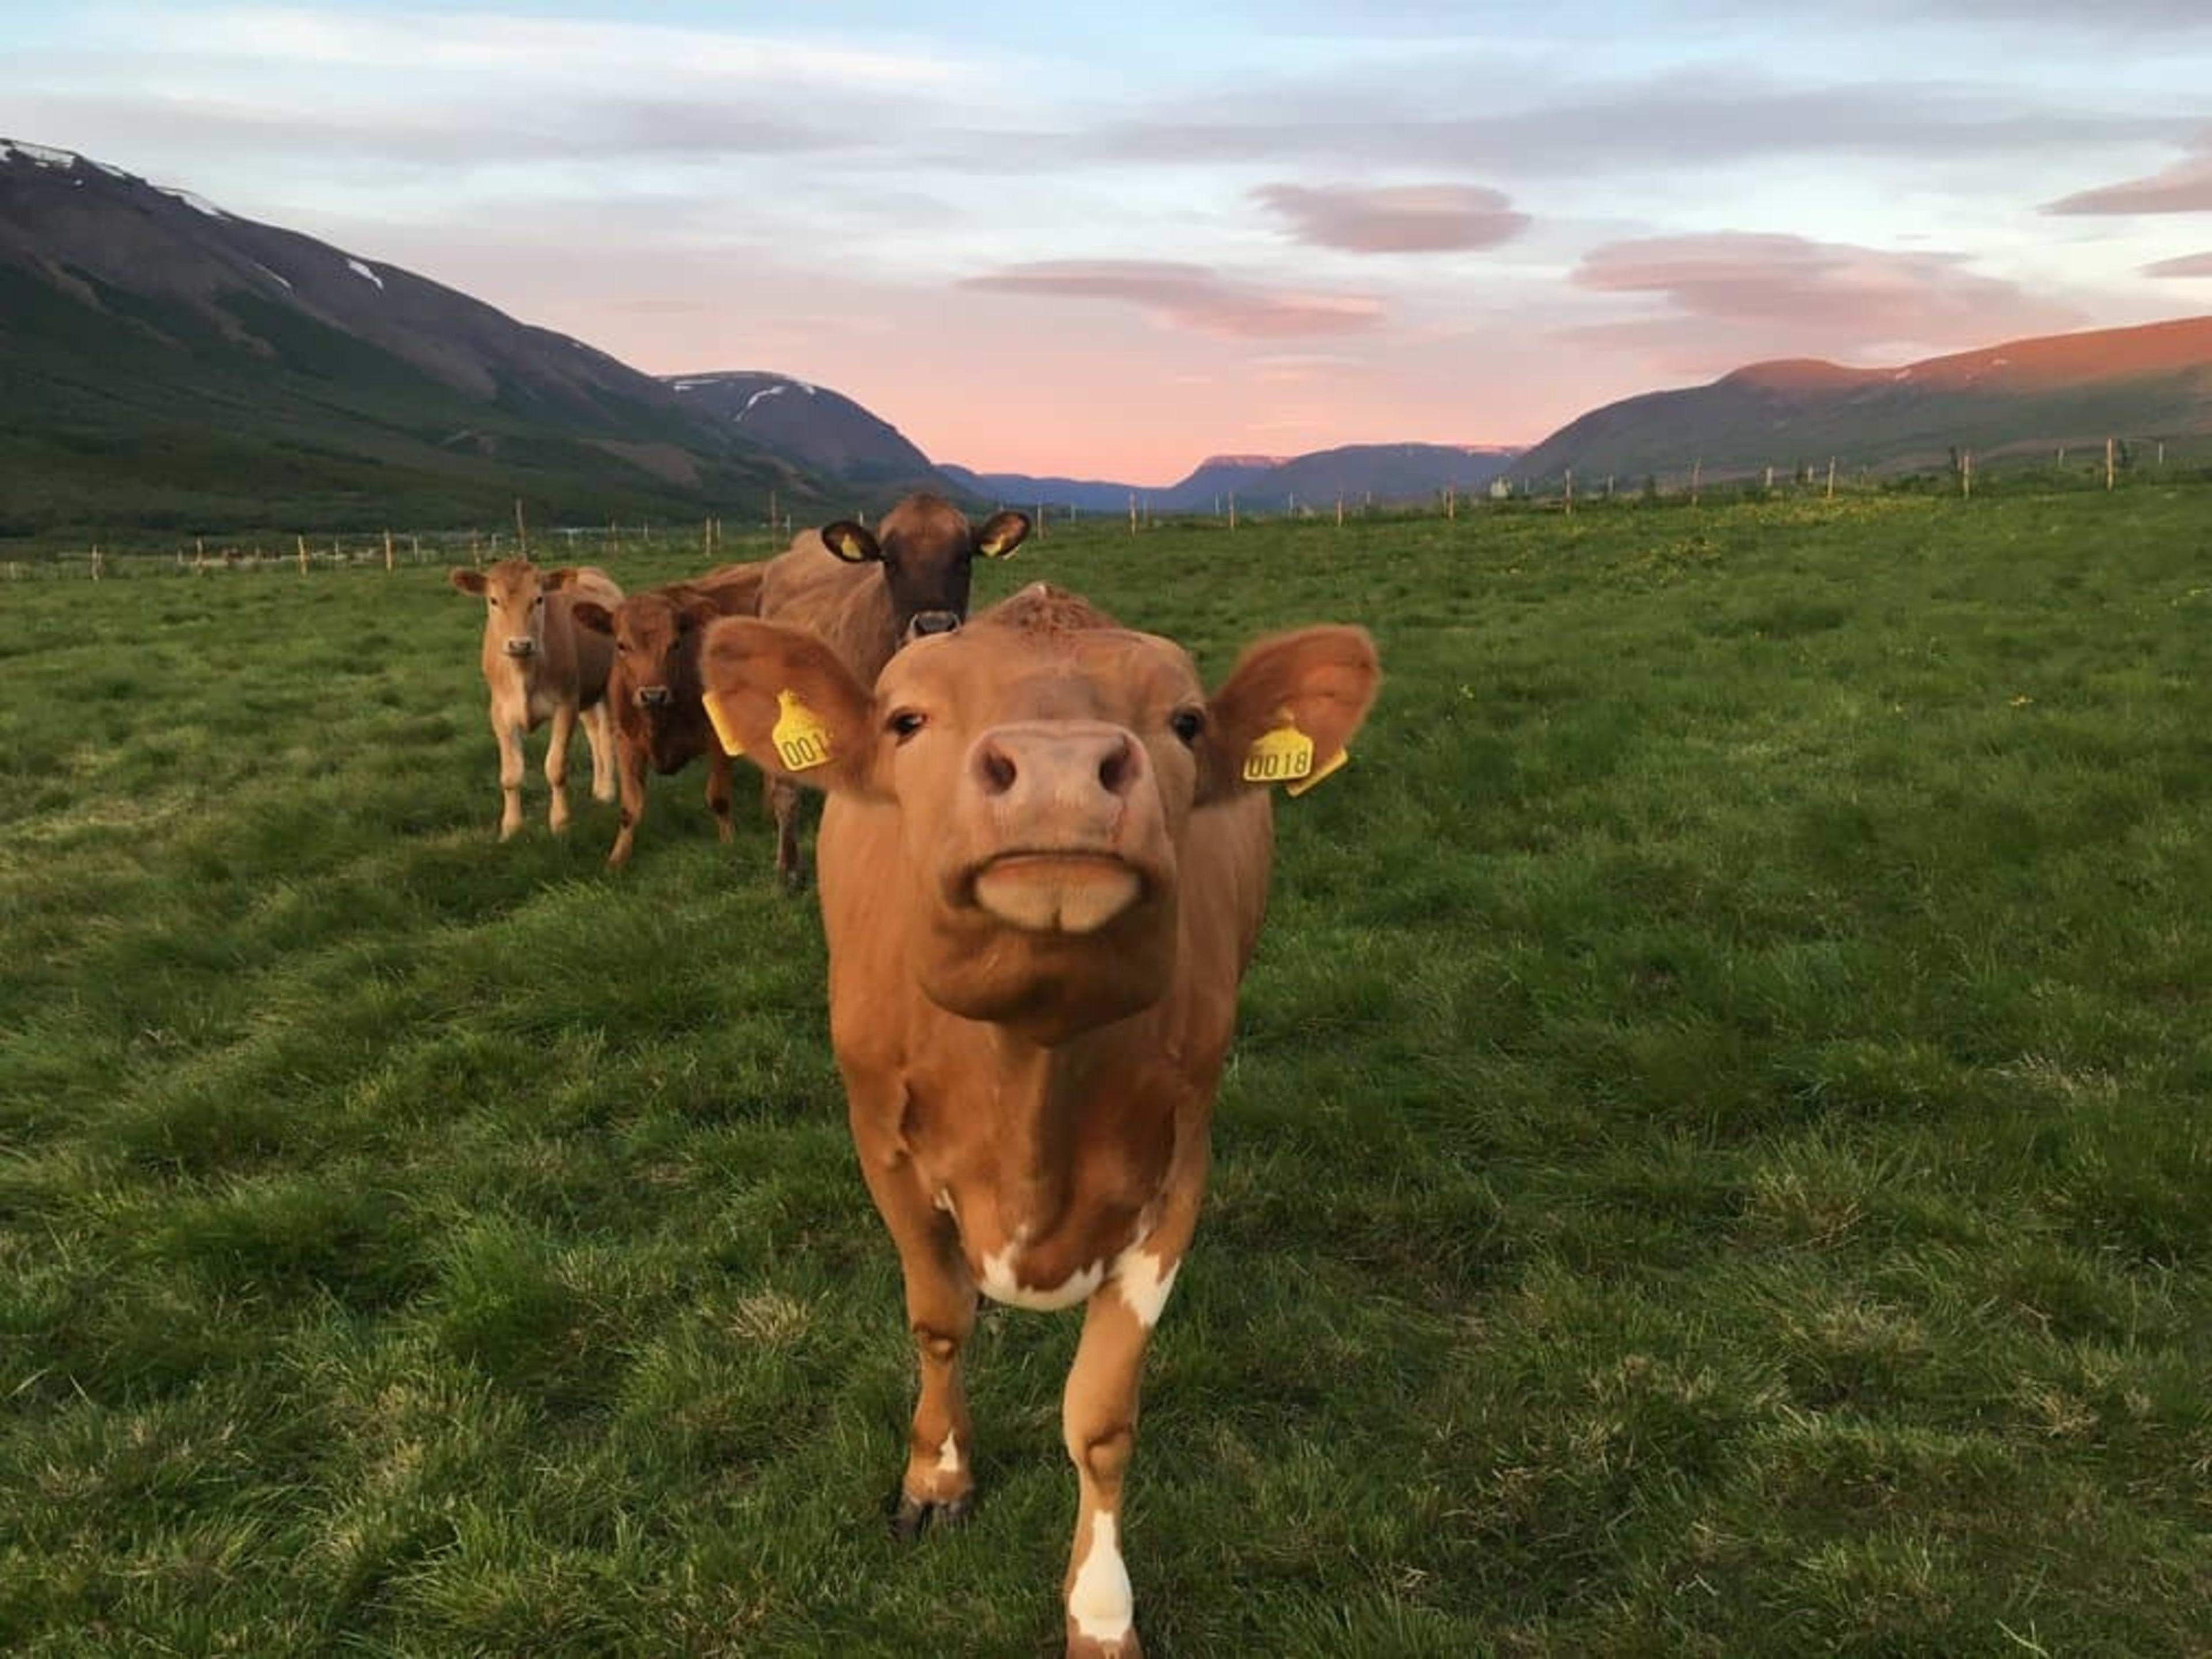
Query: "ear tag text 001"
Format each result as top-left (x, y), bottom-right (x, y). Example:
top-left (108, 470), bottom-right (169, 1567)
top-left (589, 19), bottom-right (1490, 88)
top-left (772, 689), bottom-right (834, 771)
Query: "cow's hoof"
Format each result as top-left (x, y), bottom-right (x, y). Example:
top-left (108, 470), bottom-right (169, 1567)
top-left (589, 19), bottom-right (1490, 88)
top-left (780, 866), bottom-right (809, 897)
top-left (889, 1490), bottom-right (974, 1541)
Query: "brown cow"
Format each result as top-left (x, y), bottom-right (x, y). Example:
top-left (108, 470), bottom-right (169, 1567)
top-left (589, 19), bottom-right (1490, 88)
top-left (755, 493), bottom-right (1029, 888)
top-left (449, 558), bottom-right (621, 839)
top-left (699, 584), bottom-right (1379, 1658)
top-left (567, 560), bottom-right (768, 868)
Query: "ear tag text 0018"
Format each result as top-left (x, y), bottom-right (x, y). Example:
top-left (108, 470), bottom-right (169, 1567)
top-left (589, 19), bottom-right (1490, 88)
top-left (1242, 715), bottom-right (1314, 786)
top-left (772, 689), bottom-right (834, 771)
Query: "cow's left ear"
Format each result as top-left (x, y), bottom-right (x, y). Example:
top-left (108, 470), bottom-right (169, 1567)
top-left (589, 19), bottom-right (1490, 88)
top-left (676, 594), bottom-right (722, 633)
top-left (542, 567), bottom-right (584, 591)
top-left (1199, 626), bottom-right (1380, 805)
top-left (974, 510), bottom-right (1031, 559)
top-left (698, 618), bottom-right (881, 795)
top-left (820, 521), bottom-right (881, 565)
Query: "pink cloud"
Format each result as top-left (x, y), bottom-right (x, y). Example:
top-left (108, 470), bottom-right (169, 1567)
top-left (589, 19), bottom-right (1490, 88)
top-left (1253, 182), bottom-right (1528, 253)
top-left (1570, 233), bottom-right (2080, 358)
top-left (959, 259), bottom-right (1384, 338)
top-left (2044, 141), bottom-right (2212, 213)
top-left (2144, 251), bottom-right (2212, 277)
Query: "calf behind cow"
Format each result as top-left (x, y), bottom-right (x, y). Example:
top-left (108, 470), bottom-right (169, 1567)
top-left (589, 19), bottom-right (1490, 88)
top-left (567, 561), bottom-right (768, 868)
top-left (699, 584), bottom-right (1378, 1658)
top-left (755, 493), bottom-right (1029, 888)
top-left (448, 558), bottom-right (620, 839)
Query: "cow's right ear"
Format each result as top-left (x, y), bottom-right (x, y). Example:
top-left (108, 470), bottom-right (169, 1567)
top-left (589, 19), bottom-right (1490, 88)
top-left (699, 618), bottom-right (881, 795)
top-left (570, 600), bottom-right (615, 636)
top-left (542, 566), bottom-right (583, 591)
top-left (449, 568), bottom-right (488, 595)
top-left (819, 521), bottom-right (882, 564)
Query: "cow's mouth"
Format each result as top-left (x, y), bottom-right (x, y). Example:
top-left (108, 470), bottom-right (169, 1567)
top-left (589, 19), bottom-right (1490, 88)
top-left (969, 851), bottom-right (1143, 935)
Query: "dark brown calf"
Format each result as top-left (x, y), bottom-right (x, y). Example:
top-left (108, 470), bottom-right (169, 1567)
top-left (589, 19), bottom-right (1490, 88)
top-left (754, 493), bottom-right (1029, 888)
top-left (569, 562), bottom-right (767, 868)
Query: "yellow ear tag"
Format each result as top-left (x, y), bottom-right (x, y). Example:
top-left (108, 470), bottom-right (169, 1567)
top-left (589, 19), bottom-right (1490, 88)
top-left (771, 689), bottom-right (834, 771)
top-left (1285, 746), bottom-right (1349, 797)
top-left (702, 693), bottom-right (747, 758)
top-left (1242, 717), bottom-right (1315, 786)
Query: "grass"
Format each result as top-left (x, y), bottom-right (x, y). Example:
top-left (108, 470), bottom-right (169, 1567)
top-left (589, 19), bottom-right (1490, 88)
top-left (3, 488), bottom-right (2210, 1654)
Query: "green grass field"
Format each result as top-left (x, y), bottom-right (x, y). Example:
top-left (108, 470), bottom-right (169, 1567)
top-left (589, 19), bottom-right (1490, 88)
top-left (4, 490), bottom-right (2209, 1656)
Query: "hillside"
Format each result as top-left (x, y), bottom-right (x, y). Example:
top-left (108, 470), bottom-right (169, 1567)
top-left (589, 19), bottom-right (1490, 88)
top-left (0, 139), bottom-right (827, 539)
top-left (664, 371), bottom-right (958, 501)
top-left (1516, 316), bottom-right (2212, 485)
top-left (946, 444), bottom-right (1518, 514)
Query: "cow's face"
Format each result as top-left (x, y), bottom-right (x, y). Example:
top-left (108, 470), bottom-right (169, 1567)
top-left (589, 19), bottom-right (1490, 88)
top-left (573, 590), bottom-right (715, 710)
top-left (701, 585), bottom-right (1377, 1042)
top-left (820, 495), bottom-right (1029, 642)
top-left (450, 559), bottom-right (553, 660)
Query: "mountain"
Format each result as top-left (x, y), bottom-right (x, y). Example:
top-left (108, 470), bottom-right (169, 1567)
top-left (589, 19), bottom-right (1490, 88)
top-left (665, 371), bottom-right (959, 500)
top-left (1516, 317), bottom-right (2212, 486)
top-left (0, 138), bottom-right (827, 537)
top-left (944, 444), bottom-right (1518, 515)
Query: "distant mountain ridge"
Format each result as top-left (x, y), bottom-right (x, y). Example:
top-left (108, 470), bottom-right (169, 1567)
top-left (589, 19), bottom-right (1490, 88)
top-left (663, 370), bottom-right (959, 499)
top-left (944, 443), bottom-right (1521, 514)
top-left (1516, 317), bottom-right (2212, 485)
top-left (0, 138), bottom-right (824, 535)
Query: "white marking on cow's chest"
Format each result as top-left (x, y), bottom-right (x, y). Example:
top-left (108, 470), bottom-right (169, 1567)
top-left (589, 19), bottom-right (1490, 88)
top-left (935, 1433), bottom-right (963, 1477)
top-left (1067, 1513), bottom-right (1135, 1642)
top-left (1112, 1243), bottom-right (1181, 1328)
top-left (978, 1243), bottom-right (1106, 1312)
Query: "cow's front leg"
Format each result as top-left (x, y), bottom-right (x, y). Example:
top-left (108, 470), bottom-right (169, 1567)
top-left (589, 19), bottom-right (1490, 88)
top-left (1060, 1237), bottom-right (1187, 1659)
top-left (605, 734), bottom-right (650, 868)
top-left (771, 778), bottom-right (804, 892)
top-left (583, 701), bottom-right (617, 802)
top-left (855, 1153), bottom-right (978, 1536)
top-left (493, 711), bottom-right (527, 840)
top-left (704, 747), bottom-right (735, 844)
top-left (544, 702), bottom-right (578, 832)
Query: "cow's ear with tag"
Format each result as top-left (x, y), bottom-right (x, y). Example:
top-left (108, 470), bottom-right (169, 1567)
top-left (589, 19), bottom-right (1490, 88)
top-left (1198, 625), bottom-right (1380, 805)
top-left (820, 522), bottom-right (882, 565)
top-left (974, 510), bottom-right (1031, 559)
top-left (699, 618), bottom-right (881, 794)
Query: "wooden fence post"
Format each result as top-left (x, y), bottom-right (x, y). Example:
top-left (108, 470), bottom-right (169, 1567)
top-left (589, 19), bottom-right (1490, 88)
top-left (2106, 437), bottom-right (2116, 491)
top-left (1826, 458), bottom-right (1836, 500)
top-left (384, 529), bottom-right (395, 573)
top-left (1565, 469), bottom-right (1574, 515)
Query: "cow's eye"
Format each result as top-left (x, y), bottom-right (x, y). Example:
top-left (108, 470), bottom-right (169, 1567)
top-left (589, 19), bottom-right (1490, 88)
top-left (1169, 709), bottom-right (1206, 746)
top-left (487, 597), bottom-right (501, 608)
top-left (887, 710), bottom-right (927, 743)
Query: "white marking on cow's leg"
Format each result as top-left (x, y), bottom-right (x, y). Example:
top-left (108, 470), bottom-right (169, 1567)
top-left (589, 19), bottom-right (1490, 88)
top-left (935, 1432), bottom-right (963, 1478)
top-left (1067, 1512), bottom-right (1134, 1645)
top-left (1112, 1244), bottom-right (1181, 1330)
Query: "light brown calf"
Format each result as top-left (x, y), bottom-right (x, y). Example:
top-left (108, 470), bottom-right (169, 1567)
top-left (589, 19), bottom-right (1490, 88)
top-left (754, 493), bottom-right (1028, 888)
top-left (449, 559), bottom-right (620, 839)
top-left (700, 584), bottom-right (1378, 1657)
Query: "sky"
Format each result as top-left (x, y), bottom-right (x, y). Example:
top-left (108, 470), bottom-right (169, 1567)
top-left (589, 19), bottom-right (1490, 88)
top-left (7, 1), bottom-right (2212, 483)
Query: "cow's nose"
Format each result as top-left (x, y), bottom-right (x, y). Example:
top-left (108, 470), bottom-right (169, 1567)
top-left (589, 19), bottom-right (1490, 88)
top-left (503, 638), bottom-right (536, 658)
top-left (637, 685), bottom-right (672, 709)
top-left (906, 609), bottom-right (961, 642)
top-left (971, 727), bottom-right (1141, 802)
